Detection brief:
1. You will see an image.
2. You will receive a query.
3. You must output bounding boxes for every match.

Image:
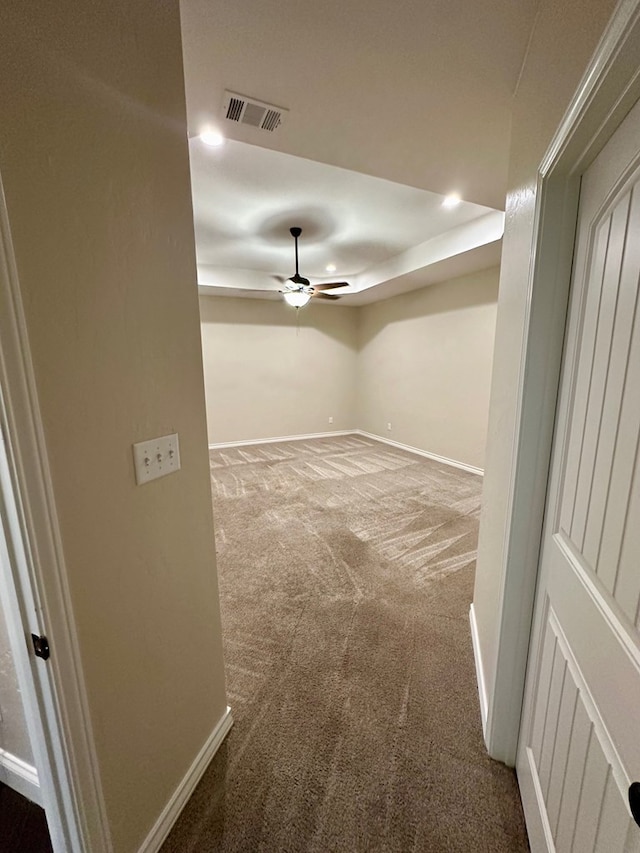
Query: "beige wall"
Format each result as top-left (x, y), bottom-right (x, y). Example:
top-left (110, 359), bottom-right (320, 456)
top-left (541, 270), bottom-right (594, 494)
top-left (200, 296), bottom-right (358, 443)
top-left (0, 3), bottom-right (227, 851)
top-left (472, 0), bottom-right (618, 723)
top-left (357, 268), bottom-right (499, 470)
top-left (199, 270), bottom-right (498, 471)
top-left (0, 598), bottom-right (33, 766)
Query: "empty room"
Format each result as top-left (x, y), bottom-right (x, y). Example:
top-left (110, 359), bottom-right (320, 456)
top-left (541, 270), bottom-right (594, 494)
top-left (174, 0), bottom-right (519, 846)
top-left (1, 1), bottom-right (638, 852)
top-left (191, 266), bottom-right (512, 852)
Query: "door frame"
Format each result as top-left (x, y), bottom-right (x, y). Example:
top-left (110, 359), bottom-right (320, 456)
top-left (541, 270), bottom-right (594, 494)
top-left (487, 0), bottom-right (640, 764)
top-left (0, 179), bottom-right (112, 850)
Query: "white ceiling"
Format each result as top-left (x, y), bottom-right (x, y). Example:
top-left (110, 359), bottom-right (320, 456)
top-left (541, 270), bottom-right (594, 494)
top-left (180, 0), bottom-right (537, 303)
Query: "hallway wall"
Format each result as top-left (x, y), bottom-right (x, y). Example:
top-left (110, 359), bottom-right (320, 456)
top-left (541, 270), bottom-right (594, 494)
top-left (0, 2), bottom-right (227, 849)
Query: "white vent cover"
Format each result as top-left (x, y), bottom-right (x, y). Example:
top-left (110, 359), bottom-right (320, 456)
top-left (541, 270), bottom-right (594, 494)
top-left (222, 90), bottom-right (288, 133)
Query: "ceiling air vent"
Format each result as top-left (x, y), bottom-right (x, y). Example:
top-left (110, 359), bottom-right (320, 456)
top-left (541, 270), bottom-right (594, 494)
top-left (222, 90), bottom-right (289, 133)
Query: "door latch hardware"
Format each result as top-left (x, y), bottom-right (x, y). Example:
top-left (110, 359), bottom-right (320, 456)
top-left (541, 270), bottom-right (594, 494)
top-left (629, 782), bottom-right (640, 827)
top-left (31, 634), bottom-right (50, 661)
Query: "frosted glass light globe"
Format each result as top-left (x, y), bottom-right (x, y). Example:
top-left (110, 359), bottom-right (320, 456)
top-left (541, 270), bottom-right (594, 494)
top-left (284, 291), bottom-right (312, 308)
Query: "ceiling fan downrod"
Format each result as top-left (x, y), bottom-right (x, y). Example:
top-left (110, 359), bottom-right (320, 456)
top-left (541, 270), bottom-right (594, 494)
top-left (281, 226), bottom-right (348, 307)
top-left (290, 226), bottom-right (304, 285)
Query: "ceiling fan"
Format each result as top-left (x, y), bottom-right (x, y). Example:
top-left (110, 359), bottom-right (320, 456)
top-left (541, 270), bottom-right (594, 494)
top-left (280, 227), bottom-right (349, 307)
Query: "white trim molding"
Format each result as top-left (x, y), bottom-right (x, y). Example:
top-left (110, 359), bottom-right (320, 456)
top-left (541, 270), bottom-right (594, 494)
top-left (0, 749), bottom-right (41, 806)
top-left (138, 706), bottom-right (233, 853)
top-left (355, 431), bottom-right (484, 476)
top-left (469, 604), bottom-right (488, 738)
top-left (208, 428), bottom-right (485, 477)
top-left (0, 176), bottom-right (112, 850)
top-left (208, 430), bottom-right (355, 450)
top-left (485, 0), bottom-right (640, 764)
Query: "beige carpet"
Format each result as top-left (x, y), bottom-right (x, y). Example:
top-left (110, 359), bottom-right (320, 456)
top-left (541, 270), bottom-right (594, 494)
top-left (161, 435), bottom-right (529, 852)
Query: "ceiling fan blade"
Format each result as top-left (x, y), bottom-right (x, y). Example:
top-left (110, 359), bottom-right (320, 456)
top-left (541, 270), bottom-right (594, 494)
top-left (314, 292), bottom-right (341, 301)
top-left (234, 288), bottom-right (280, 295)
top-left (271, 275), bottom-right (287, 284)
top-left (312, 282), bottom-right (350, 291)
top-left (200, 287), bottom-right (278, 296)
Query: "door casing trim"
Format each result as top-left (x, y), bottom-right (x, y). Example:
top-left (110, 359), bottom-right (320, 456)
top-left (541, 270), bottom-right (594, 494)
top-left (0, 176), bottom-right (112, 850)
top-left (486, 0), bottom-right (640, 763)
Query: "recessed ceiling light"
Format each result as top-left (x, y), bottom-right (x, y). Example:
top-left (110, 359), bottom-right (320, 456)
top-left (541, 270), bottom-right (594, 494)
top-left (325, 263), bottom-right (337, 272)
top-left (442, 193), bottom-right (461, 208)
top-left (199, 128), bottom-right (225, 148)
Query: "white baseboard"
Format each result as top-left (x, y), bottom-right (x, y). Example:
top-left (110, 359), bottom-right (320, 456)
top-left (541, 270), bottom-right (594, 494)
top-left (0, 748), bottom-right (41, 806)
top-left (355, 430), bottom-right (484, 476)
top-left (209, 429), bottom-right (484, 477)
top-left (138, 706), bottom-right (233, 853)
top-left (469, 604), bottom-right (489, 740)
top-left (208, 430), bottom-right (356, 450)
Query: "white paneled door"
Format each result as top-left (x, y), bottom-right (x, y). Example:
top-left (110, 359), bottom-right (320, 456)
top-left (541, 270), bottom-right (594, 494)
top-left (517, 95), bottom-right (640, 852)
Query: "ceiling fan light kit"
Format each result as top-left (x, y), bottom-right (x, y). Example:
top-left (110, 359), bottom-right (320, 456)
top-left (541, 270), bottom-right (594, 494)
top-left (281, 227), bottom-right (349, 308)
top-left (283, 290), bottom-right (312, 308)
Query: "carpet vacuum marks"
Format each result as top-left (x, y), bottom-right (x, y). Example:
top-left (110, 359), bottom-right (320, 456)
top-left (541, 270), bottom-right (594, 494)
top-left (161, 436), bottom-right (529, 853)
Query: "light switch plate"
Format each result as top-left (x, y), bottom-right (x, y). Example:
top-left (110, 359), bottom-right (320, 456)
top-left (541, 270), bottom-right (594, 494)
top-left (133, 433), bottom-right (180, 485)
